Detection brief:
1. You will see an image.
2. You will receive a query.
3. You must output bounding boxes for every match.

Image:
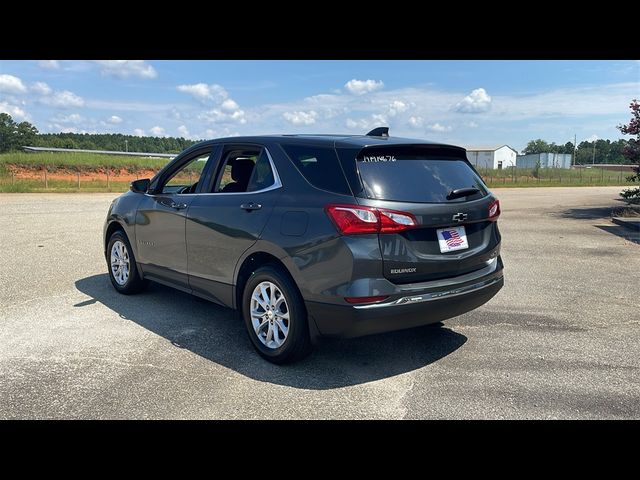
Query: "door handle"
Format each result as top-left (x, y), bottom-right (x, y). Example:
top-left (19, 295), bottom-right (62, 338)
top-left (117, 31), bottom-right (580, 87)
top-left (170, 202), bottom-right (188, 210)
top-left (240, 202), bottom-right (262, 211)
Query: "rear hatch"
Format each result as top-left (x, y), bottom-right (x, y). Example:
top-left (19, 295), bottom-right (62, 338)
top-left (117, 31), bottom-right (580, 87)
top-left (340, 144), bottom-right (500, 284)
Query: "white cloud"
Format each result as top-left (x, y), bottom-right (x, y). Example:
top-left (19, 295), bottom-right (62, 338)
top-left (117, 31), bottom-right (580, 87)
top-left (586, 134), bottom-right (598, 142)
top-left (0, 74), bottom-right (27, 94)
top-left (345, 114), bottom-right (388, 130)
top-left (387, 100), bottom-right (410, 116)
top-left (149, 126), bottom-right (166, 136)
top-left (455, 88), bottom-right (492, 113)
top-left (408, 116), bottom-right (423, 127)
top-left (177, 83), bottom-right (229, 104)
top-left (198, 108), bottom-right (246, 124)
top-left (426, 123), bottom-right (452, 133)
top-left (94, 60), bottom-right (157, 79)
top-left (38, 60), bottom-right (60, 70)
top-left (51, 113), bottom-right (84, 124)
top-left (106, 115), bottom-right (123, 124)
top-left (283, 110), bottom-right (318, 125)
top-left (221, 98), bottom-right (240, 112)
top-left (344, 79), bottom-right (384, 95)
top-left (177, 125), bottom-right (190, 138)
top-left (40, 90), bottom-right (85, 108)
top-left (31, 81), bottom-right (52, 96)
top-left (133, 128), bottom-right (146, 137)
top-left (0, 101), bottom-right (28, 120)
top-left (467, 121), bottom-right (479, 128)
top-left (178, 83), bottom-right (246, 124)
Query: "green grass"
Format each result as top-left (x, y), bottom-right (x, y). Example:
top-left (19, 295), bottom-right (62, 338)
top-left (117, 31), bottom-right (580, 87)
top-left (0, 154), bottom-right (635, 193)
top-left (479, 167), bottom-right (634, 188)
top-left (0, 151), bottom-right (171, 172)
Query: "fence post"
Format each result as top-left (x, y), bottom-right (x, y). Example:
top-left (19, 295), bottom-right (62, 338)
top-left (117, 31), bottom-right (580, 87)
top-left (77, 172), bottom-right (80, 190)
top-left (107, 170), bottom-right (110, 190)
top-left (12, 172), bottom-right (15, 185)
top-left (44, 169), bottom-right (48, 189)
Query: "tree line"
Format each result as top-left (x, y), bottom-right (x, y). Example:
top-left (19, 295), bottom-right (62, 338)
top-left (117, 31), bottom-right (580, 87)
top-left (522, 138), bottom-right (630, 164)
top-left (0, 113), bottom-right (198, 154)
top-left (0, 112), bottom-right (633, 164)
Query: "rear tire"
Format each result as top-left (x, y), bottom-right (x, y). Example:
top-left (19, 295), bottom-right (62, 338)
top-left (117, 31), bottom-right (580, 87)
top-left (106, 230), bottom-right (148, 295)
top-left (242, 265), bottom-right (312, 364)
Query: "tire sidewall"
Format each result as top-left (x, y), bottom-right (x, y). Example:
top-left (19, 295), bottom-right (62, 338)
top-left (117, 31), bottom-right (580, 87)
top-left (242, 266), bottom-right (306, 362)
top-left (107, 231), bottom-right (139, 293)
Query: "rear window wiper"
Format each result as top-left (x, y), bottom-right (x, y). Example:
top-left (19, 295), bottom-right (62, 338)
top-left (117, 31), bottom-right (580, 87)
top-left (447, 187), bottom-right (480, 200)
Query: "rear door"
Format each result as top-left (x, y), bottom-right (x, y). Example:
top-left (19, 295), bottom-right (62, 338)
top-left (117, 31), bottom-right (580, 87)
top-left (186, 145), bottom-right (282, 305)
top-left (345, 145), bottom-right (500, 284)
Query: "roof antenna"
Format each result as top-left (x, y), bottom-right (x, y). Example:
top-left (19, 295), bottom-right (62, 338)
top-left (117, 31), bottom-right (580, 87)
top-left (366, 127), bottom-right (389, 137)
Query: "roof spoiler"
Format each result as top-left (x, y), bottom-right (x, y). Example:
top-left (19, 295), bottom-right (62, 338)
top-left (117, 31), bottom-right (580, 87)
top-left (366, 127), bottom-right (389, 137)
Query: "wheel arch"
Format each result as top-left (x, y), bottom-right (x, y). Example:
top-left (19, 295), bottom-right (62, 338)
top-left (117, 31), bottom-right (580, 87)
top-left (104, 220), bottom-right (127, 258)
top-left (233, 244), bottom-right (320, 343)
top-left (234, 242), bottom-right (307, 310)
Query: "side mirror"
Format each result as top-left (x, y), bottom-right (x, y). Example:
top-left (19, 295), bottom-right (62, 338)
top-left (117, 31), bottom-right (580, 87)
top-left (130, 178), bottom-right (150, 193)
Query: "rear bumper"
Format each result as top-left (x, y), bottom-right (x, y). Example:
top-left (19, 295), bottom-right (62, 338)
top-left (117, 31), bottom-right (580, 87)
top-left (306, 261), bottom-right (503, 338)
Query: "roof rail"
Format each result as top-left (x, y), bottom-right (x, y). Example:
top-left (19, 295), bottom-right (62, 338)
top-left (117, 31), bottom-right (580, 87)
top-left (366, 127), bottom-right (389, 137)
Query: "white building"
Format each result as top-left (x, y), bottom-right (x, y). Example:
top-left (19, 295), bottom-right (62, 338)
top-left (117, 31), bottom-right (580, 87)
top-left (465, 145), bottom-right (518, 170)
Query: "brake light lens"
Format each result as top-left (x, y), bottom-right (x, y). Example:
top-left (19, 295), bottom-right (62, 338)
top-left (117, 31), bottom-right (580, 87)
top-left (488, 199), bottom-right (500, 221)
top-left (325, 204), bottom-right (418, 235)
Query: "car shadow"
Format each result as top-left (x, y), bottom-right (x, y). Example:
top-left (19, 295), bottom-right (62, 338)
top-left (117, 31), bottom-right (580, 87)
top-left (75, 274), bottom-right (467, 390)
top-left (595, 225), bottom-right (640, 245)
top-left (556, 206), bottom-right (615, 219)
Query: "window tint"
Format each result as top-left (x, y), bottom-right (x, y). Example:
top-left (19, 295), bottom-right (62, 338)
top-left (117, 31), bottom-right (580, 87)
top-left (281, 144), bottom-right (351, 195)
top-left (161, 151), bottom-right (210, 194)
top-left (357, 156), bottom-right (488, 203)
top-left (213, 148), bottom-right (260, 193)
top-left (247, 150), bottom-right (275, 192)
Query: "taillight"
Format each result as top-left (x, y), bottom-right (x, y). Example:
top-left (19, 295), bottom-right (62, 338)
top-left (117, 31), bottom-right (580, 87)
top-left (325, 204), bottom-right (418, 235)
top-left (488, 199), bottom-right (500, 221)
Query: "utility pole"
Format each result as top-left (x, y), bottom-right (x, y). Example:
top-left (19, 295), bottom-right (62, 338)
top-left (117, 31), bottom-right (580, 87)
top-left (573, 134), bottom-right (577, 167)
top-left (592, 142), bottom-right (596, 165)
top-left (125, 139), bottom-right (128, 152)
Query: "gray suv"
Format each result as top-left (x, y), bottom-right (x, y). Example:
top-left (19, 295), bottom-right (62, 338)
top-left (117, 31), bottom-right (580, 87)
top-left (103, 128), bottom-right (504, 363)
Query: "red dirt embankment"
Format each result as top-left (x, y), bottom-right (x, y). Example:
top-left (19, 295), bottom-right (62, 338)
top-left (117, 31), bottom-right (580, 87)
top-left (8, 166), bottom-right (160, 183)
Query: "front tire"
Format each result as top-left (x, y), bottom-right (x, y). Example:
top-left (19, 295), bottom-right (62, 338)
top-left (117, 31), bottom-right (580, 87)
top-left (107, 230), bottom-right (148, 294)
top-left (242, 265), bottom-right (312, 364)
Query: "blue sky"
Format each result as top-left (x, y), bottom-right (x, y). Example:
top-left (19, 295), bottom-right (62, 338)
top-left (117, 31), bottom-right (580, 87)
top-left (1, 60), bottom-right (638, 152)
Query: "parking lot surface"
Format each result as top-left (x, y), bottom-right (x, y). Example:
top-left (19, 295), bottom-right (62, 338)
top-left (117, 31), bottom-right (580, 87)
top-left (0, 186), bottom-right (638, 419)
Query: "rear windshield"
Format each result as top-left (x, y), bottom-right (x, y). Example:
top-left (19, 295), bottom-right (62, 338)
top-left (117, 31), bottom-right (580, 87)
top-left (357, 154), bottom-right (488, 203)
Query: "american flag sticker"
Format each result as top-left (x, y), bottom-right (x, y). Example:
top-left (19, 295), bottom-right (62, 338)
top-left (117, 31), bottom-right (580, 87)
top-left (437, 226), bottom-right (469, 253)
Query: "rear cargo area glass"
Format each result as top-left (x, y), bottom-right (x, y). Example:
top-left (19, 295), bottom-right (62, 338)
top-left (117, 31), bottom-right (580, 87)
top-left (357, 156), bottom-right (487, 203)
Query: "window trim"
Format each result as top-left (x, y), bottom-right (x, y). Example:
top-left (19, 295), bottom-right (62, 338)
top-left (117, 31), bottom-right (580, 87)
top-left (203, 145), bottom-right (282, 196)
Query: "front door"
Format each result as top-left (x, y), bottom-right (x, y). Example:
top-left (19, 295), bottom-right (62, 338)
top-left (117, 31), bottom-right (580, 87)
top-left (135, 148), bottom-right (214, 289)
top-left (186, 145), bottom-right (282, 305)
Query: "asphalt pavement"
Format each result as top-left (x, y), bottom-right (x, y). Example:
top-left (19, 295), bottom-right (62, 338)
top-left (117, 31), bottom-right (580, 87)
top-left (0, 186), bottom-right (638, 419)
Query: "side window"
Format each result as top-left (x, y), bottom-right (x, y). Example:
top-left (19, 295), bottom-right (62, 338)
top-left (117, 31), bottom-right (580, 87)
top-left (246, 151), bottom-right (276, 192)
top-left (212, 146), bottom-right (277, 193)
top-left (281, 144), bottom-right (351, 195)
top-left (161, 151), bottom-right (211, 194)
